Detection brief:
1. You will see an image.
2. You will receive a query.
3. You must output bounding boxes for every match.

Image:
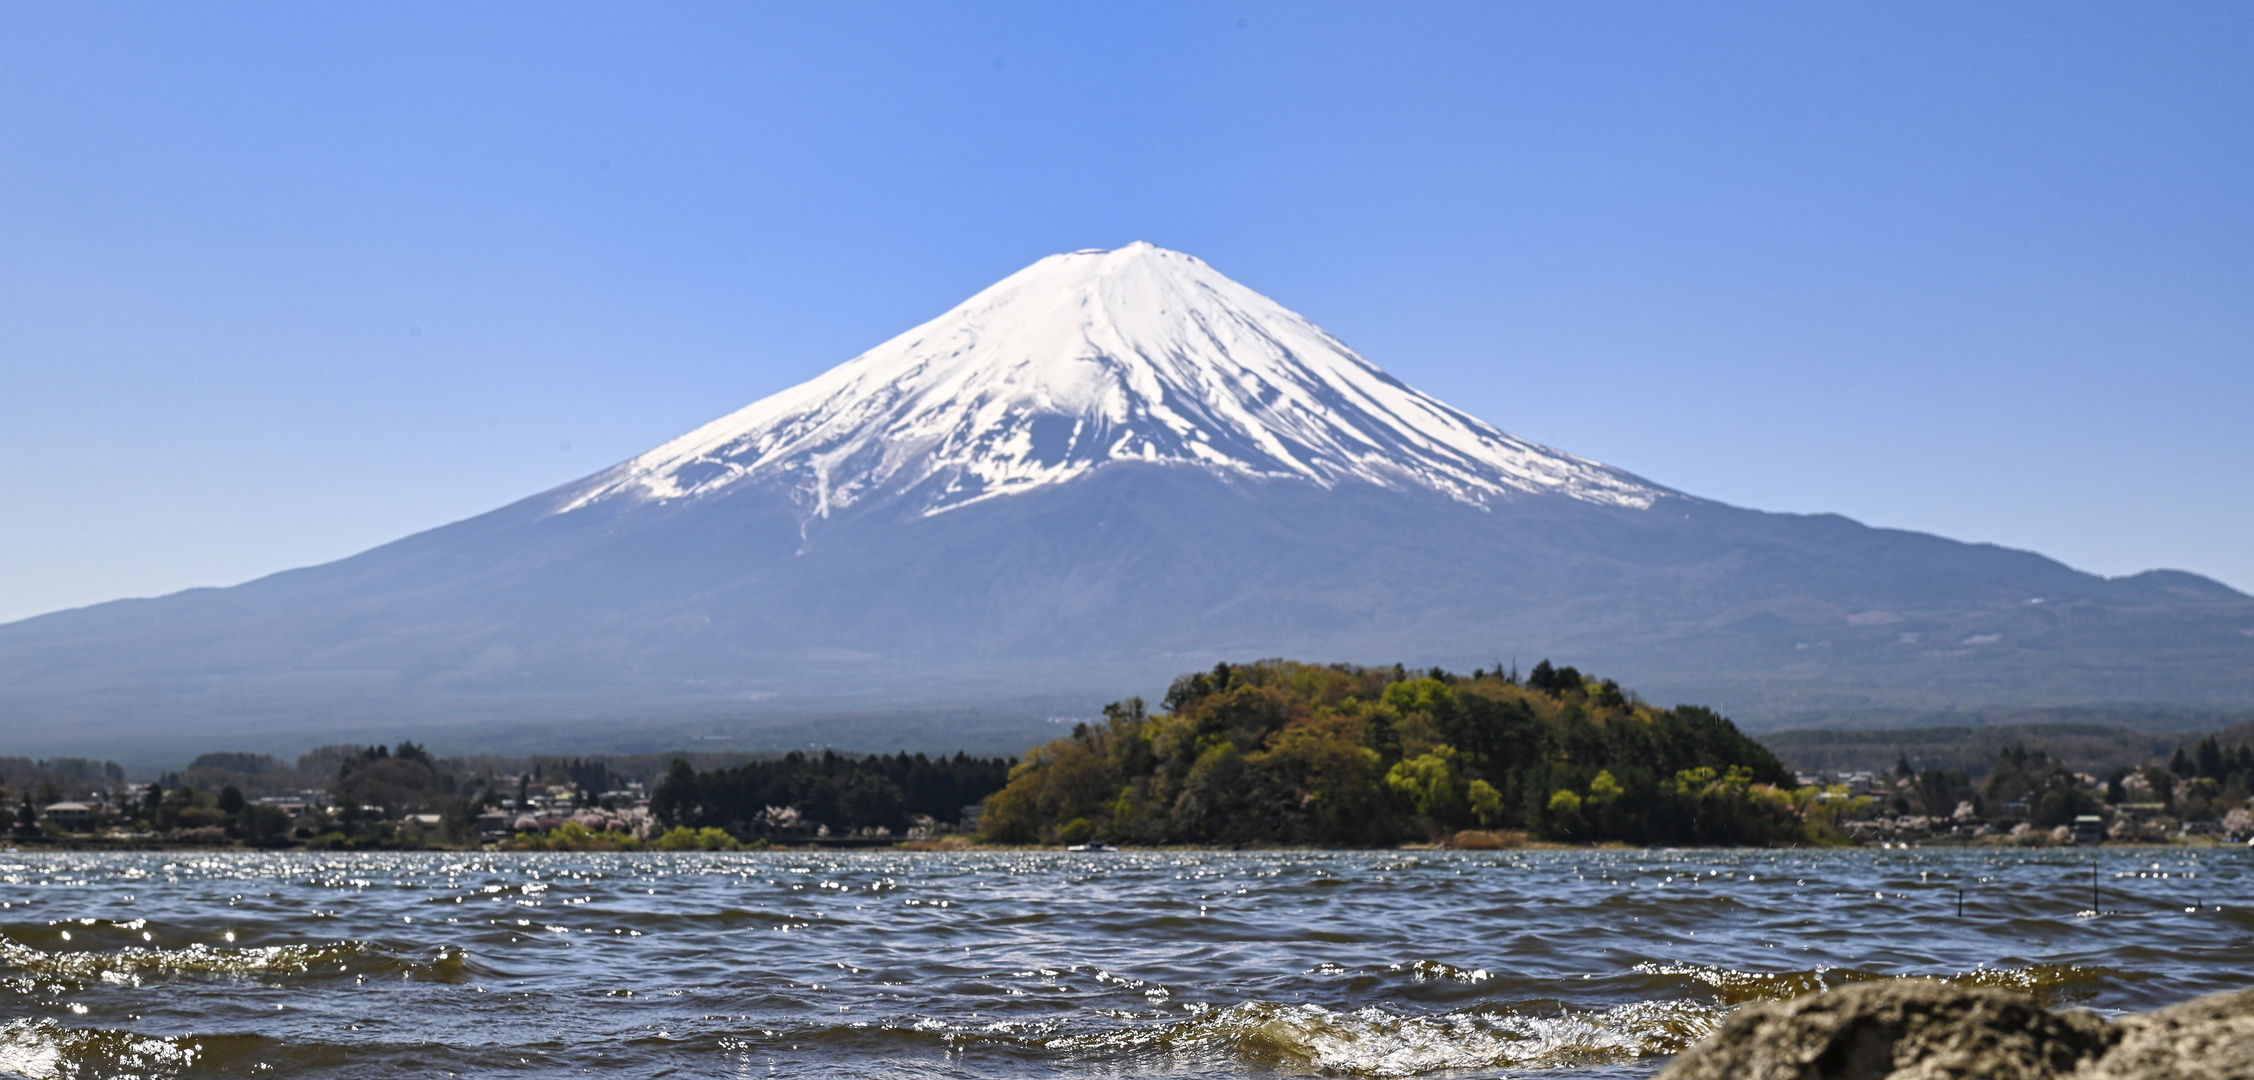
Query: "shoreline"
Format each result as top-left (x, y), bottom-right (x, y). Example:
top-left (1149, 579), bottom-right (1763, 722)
top-left (4, 835), bottom-right (2244, 855)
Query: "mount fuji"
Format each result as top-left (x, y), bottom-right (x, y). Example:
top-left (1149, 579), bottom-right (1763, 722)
top-left (4, 243), bottom-right (2250, 756)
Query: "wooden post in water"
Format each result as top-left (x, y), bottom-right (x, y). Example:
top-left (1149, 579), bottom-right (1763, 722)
top-left (1956, 887), bottom-right (1963, 918)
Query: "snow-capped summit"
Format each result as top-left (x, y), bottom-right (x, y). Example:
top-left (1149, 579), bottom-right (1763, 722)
top-left (561, 242), bottom-right (1661, 520)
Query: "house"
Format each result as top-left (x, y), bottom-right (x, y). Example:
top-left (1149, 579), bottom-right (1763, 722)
top-left (42, 803), bottom-right (93, 831)
top-left (2071, 815), bottom-right (2105, 844)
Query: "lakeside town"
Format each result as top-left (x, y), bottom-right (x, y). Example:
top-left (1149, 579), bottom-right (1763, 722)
top-left (1, 744), bottom-right (1006, 851)
top-left (1797, 760), bottom-right (2250, 846)
top-left (10, 750), bottom-right (664, 850)
top-left (11, 768), bottom-right (2249, 851)
top-left (4, 667), bottom-right (2254, 852)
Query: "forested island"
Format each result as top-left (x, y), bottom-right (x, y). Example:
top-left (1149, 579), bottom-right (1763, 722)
top-left (977, 659), bottom-right (1826, 846)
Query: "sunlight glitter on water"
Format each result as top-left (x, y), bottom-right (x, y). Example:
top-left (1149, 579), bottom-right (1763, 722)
top-left (0, 848), bottom-right (2243, 1077)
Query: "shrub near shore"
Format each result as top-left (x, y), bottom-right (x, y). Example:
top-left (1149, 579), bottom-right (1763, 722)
top-left (979, 659), bottom-right (1845, 847)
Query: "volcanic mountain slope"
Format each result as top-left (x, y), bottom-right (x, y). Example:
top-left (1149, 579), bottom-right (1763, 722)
top-left (2, 244), bottom-right (2249, 754)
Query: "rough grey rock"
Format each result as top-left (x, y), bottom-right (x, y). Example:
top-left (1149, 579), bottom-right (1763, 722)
top-left (2080, 987), bottom-right (2254, 1080)
top-left (1658, 980), bottom-right (2114, 1080)
top-left (1658, 980), bottom-right (2254, 1080)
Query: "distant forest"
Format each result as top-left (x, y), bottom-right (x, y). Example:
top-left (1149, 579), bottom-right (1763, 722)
top-left (979, 659), bottom-right (1826, 847)
top-left (1759, 724), bottom-right (2194, 780)
top-left (651, 751), bottom-right (1015, 836)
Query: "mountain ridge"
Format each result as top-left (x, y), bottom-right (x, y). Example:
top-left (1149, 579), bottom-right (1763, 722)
top-left (1, 244), bottom-right (2248, 756)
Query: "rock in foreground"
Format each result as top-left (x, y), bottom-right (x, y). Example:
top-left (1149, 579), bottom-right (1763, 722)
top-left (1657, 979), bottom-right (2254, 1080)
top-left (2085, 986), bottom-right (2254, 1080)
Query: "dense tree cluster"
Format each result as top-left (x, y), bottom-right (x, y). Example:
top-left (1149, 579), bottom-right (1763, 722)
top-left (58, 777), bottom-right (296, 844)
top-left (333, 742), bottom-right (457, 817)
top-left (562, 758), bottom-right (611, 795)
top-left (1873, 757), bottom-right (1977, 823)
top-left (0, 757), bottom-right (122, 807)
top-left (1979, 747), bottom-right (2101, 828)
top-left (651, 750), bottom-right (1013, 835)
top-left (2173, 734), bottom-right (2253, 790)
top-left (2137, 733), bottom-right (2254, 823)
top-left (979, 659), bottom-right (1815, 846)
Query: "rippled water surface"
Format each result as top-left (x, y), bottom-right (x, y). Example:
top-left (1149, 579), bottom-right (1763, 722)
top-left (0, 847), bottom-right (2247, 1078)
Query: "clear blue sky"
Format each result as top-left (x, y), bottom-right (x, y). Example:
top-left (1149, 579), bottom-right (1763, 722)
top-left (3, 1), bottom-right (2249, 624)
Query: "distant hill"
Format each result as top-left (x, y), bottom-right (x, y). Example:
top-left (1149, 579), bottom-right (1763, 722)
top-left (1758, 724), bottom-right (2193, 779)
top-left (1741, 704), bottom-right (2251, 736)
top-left (3, 243), bottom-right (2249, 758)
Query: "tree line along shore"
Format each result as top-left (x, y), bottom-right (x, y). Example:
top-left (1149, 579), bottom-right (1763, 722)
top-left (6, 660), bottom-right (2251, 852)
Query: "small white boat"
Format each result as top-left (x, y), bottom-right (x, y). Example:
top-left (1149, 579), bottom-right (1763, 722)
top-left (1066, 843), bottom-right (1118, 852)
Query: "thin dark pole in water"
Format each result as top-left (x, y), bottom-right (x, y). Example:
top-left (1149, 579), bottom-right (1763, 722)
top-left (1957, 887), bottom-right (1963, 918)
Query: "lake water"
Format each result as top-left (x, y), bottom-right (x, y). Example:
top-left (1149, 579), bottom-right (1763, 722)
top-left (0, 847), bottom-right (2246, 1078)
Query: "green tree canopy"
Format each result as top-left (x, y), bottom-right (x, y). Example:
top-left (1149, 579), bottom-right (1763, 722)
top-left (981, 659), bottom-right (1807, 846)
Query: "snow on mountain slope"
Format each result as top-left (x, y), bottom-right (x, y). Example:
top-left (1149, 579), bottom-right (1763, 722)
top-left (561, 242), bottom-right (1661, 521)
